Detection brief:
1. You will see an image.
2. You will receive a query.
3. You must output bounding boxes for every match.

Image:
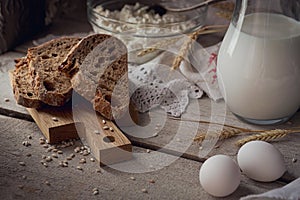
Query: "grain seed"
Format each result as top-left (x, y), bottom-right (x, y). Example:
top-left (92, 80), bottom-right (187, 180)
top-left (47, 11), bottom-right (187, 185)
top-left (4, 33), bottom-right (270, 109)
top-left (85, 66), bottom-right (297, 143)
top-left (51, 154), bottom-right (58, 158)
top-left (22, 141), bottom-right (31, 147)
top-left (292, 158), bottom-right (297, 163)
top-left (42, 155), bottom-right (47, 159)
top-left (22, 175), bottom-right (27, 180)
top-left (27, 135), bottom-right (32, 140)
top-left (94, 130), bottom-right (100, 135)
top-left (42, 144), bottom-right (49, 148)
top-left (79, 158), bottom-right (86, 164)
top-left (57, 150), bottom-right (63, 154)
top-left (74, 147), bottom-right (81, 153)
top-left (40, 140), bottom-right (45, 145)
top-left (26, 153), bottom-right (32, 157)
top-left (90, 158), bottom-right (95, 162)
top-left (59, 161), bottom-right (64, 167)
top-left (45, 181), bottom-right (50, 186)
top-left (149, 179), bottom-right (155, 183)
top-left (52, 117), bottom-right (58, 122)
top-left (63, 162), bottom-right (68, 167)
top-left (96, 169), bottom-right (102, 173)
top-left (82, 150), bottom-right (89, 156)
top-left (130, 176), bottom-right (136, 181)
top-left (146, 149), bottom-right (151, 153)
top-left (92, 187), bottom-right (98, 192)
top-left (19, 162), bottom-right (25, 166)
top-left (43, 163), bottom-right (48, 168)
top-left (18, 185), bottom-right (24, 189)
top-left (76, 166), bottom-right (83, 171)
top-left (93, 190), bottom-right (99, 195)
top-left (103, 126), bottom-right (109, 130)
top-left (142, 188), bottom-right (148, 193)
top-left (66, 156), bottom-right (72, 161)
top-left (109, 127), bottom-right (114, 132)
top-left (45, 156), bottom-right (52, 162)
top-left (52, 148), bottom-right (58, 153)
top-left (4, 98), bottom-right (9, 102)
top-left (102, 119), bottom-right (106, 124)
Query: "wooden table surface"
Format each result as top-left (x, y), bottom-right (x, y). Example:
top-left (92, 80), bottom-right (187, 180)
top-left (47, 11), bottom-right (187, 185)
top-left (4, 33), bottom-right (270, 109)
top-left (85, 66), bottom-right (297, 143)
top-left (0, 5), bottom-right (299, 200)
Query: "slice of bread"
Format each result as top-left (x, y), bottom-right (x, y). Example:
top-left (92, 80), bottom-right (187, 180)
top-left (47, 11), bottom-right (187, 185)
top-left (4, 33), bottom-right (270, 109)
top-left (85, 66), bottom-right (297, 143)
top-left (27, 37), bottom-right (81, 106)
top-left (12, 58), bottom-right (42, 108)
top-left (60, 34), bottom-right (129, 119)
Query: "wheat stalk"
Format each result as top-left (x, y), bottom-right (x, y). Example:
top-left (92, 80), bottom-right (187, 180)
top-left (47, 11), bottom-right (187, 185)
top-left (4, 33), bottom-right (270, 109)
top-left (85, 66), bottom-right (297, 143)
top-left (236, 129), bottom-right (300, 147)
top-left (194, 128), bottom-right (245, 142)
top-left (136, 25), bottom-right (227, 67)
top-left (137, 37), bottom-right (179, 57)
top-left (171, 25), bottom-right (227, 70)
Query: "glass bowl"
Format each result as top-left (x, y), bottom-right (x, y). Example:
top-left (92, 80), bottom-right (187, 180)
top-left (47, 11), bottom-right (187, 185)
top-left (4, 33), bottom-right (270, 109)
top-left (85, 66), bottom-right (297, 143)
top-left (87, 0), bottom-right (208, 63)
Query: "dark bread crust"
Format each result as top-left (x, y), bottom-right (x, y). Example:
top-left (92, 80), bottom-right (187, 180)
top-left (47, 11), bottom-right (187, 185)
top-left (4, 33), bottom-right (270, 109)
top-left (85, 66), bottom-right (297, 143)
top-left (12, 58), bottom-right (42, 108)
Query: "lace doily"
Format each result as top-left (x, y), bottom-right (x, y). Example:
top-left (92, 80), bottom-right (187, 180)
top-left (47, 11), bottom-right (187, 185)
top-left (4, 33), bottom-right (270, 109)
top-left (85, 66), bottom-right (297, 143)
top-left (129, 43), bottom-right (222, 117)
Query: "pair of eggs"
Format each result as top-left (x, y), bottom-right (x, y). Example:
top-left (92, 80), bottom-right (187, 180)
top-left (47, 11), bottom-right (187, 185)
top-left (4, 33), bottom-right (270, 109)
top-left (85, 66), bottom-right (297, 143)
top-left (199, 141), bottom-right (286, 197)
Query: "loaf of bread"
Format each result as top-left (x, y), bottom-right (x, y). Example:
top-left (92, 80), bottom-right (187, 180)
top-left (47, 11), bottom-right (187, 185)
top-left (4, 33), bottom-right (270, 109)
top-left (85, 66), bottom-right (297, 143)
top-left (12, 37), bottom-right (80, 108)
top-left (60, 34), bottom-right (129, 119)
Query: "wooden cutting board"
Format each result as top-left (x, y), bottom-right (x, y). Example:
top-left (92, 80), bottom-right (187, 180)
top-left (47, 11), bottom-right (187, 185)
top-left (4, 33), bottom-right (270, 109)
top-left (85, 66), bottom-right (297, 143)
top-left (27, 92), bottom-right (134, 165)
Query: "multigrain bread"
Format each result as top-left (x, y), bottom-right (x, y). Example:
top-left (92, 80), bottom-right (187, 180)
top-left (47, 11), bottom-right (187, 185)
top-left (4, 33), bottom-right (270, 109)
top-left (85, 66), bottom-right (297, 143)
top-left (60, 34), bottom-right (129, 119)
top-left (27, 37), bottom-right (81, 106)
top-left (12, 57), bottom-right (42, 108)
top-left (12, 37), bottom-right (81, 108)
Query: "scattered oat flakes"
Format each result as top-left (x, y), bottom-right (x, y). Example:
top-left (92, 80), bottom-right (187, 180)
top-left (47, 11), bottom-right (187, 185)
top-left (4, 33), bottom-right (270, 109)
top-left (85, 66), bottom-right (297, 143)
top-left (76, 166), bottom-right (83, 171)
top-left (292, 158), bottom-right (297, 163)
top-left (102, 119), bottom-right (106, 124)
top-left (45, 181), bottom-right (50, 186)
top-left (57, 150), bottom-right (63, 154)
top-left (146, 149), bottom-right (151, 153)
top-left (103, 126), bottom-right (109, 130)
top-left (4, 98), bottom-right (9, 102)
top-left (90, 158), bottom-right (95, 162)
top-left (109, 127), bottom-right (114, 132)
top-left (22, 175), bottom-right (27, 180)
top-left (19, 162), bottom-right (25, 166)
top-left (130, 176), bottom-right (136, 181)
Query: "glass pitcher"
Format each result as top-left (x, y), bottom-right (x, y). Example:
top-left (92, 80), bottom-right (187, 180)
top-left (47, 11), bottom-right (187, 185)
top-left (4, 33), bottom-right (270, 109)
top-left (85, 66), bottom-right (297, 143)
top-left (217, 0), bottom-right (300, 125)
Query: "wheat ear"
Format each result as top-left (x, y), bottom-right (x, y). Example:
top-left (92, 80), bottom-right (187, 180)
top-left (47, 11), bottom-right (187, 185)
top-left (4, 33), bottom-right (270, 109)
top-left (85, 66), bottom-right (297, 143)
top-left (236, 129), bottom-right (300, 147)
top-left (171, 25), bottom-right (227, 70)
top-left (194, 128), bottom-right (245, 142)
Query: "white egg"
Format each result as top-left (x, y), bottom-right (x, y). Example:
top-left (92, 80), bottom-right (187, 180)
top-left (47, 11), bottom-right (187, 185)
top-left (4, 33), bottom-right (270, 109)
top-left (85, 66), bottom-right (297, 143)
top-left (237, 141), bottom-right (286, 182)
top-left (199, 155), bottom-right (241, 197)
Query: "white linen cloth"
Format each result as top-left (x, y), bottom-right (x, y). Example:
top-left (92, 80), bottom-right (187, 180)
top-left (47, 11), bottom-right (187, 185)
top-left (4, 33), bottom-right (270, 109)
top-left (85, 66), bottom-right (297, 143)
top-left (240, 177), bottom-right (300, 200)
